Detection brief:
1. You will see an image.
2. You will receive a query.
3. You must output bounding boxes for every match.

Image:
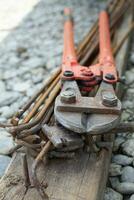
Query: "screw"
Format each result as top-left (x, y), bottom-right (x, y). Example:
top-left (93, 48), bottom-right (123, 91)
top-left (102, 91), bottom-right (118, 107)
top-left (63, 70), bottom-right (74, 77)
top-left (105, 73), bottom-right (115, 80)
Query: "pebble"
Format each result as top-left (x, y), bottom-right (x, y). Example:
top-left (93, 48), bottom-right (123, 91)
top-left (0, 92), bottom-right (21, 107)
top-left (109, 163), bottom-right (122, 176)
top-left (122, 139), bottom-right (134, 157)
top-left (113, 137), bottom-right (125, 152)
top-left (112, 155), bottom-right (133, 166)
top-left (121, 112), bottom-right (130, 122)
top-left (0, 81), bottom-right (6, 92)
top-left (130, 194), bottom-right (134, 200)
top-left (16, 46), bottom-right (27, 57)
top-left (122, 100), bottom-right (134, 109)
top-left (0, 106), bottom-right (16, 119)
top-left (130, 53), bottom-right (134, 65)
top-left (2, 70), bottom-right (19, 80)
top-left (125, 70), bottom-right (134, 85)
top-left (11, 96), bottom-right (28, 110)
top-left (12, 81), bottom-right (32, 92)
top-left (125, 88), bottom-right (134, 100)
top-left (0, 155), bottom-right (11, 178)
top-left (32, 74), bottom-right (43, 84)
top-left (0, 130), bottom-right (14, 155)
top-left (46, 59), bottom-right (56, 70)
top-left (110, 177), bottom-right (134, 194)
top-left (121, 166), bottom-right (134, 183)
top-left (22, 57), bottom-right (45, 69)
top-left (104, 187), bottom-right (123, 200)
top-left (0, 117), bottom-right (7, 123)
top-left (46, 56), bottom-right (61, 70)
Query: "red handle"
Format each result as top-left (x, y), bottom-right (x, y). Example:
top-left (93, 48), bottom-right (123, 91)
top-left (99, 11), bottom-right (114, 65)
top-left (99, 11), bottom-right (117, 83)
top-left (62, 8), bottom-right (78, 68)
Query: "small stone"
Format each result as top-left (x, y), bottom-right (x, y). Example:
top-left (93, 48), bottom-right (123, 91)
top-left (23, 73), bottom-right (31, 81)
top-left (121, 112), bottom-right (130, 122)
top-left (12, 81), bottom-right (32, 92)
top-left (32, 74), bottom-right (43, 84)
top-left (122, 101), bottom-right (134, 109)
top-left (130, 194), bottom-right (134, 200)
top-left (0, 117), bottom-right (6, 123)
top-left (112, 154), bottom-right (133, 166)
top-left (0, 92), bottom-right (21, 106)
top-left (125, 70), bottom-right (134, 85)
top-left (20, 52), bottom-right (29, 60)
top-left (109, 163), bottom-right (122, 176)
top-left (104, 187), bottom-right (123, 200)
top-left (113, 137), bottom-right (125, 152)
top-left (46, 59), bottom-right (56, 70)
top-left (125, 88), bottom-right (134, 101)
top-left (0, 130), bottom-right (14, 155)
top-left (16, 46), bottom-right (27, 56)
top-left (118, 182), bottom-right (134, 195)
top-left (122, 139), bottom-right (134, 156)
top-left (130, 53), bottom-right (134, 65)
top-left (0, 81), bottom-right (6, 92)
top-left (0, 155), bottom-right (11, 178)
top-left (2, 70), bottom-right (19, 80)
top-left (46, 57), bottom-right (61, 70)
top-left (7, 56), bottom-right (20, 66)
top-left (129, 135), bottom-right (134, 141)
top-left (128, 116), bottom-right (134, 122)
top-left (110, 177), bottom-right (134, 194)
top-left (0, 106), bottom-right (16, 119)
top-left (26, 83), bottom-right (42, 97)
top-left (121, 166), bottom-right (134, 183)
top-left (123, 196), bottom-right (131, 200)
top-left (22, 57), bottom-right (44, 69)
top-left (11, 96), bottom-right (28, 110)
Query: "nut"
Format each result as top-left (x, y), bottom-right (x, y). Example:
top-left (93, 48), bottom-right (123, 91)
top-left (102, 91), bottom-right (118, 107)
top-left (63, 70), bottom-right (74, 77)
top-left (60, 88), bottom-right (76, 103)
top-left (105, 73), bottom-right (115, 80)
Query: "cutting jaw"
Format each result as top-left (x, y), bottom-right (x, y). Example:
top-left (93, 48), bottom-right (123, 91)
top-left (54, 110), bottom-right (121, 135)
top-left (54, 81), bottom-right (121, 135)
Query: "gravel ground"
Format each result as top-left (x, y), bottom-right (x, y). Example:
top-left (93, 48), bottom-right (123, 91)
top-left (104, 40), bottom-right (134, 200)
top-left (0, 0), bottom-right (134, 199)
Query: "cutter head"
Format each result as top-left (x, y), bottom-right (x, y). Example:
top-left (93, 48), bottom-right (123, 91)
top-left (54, 81), bottom-right (121, 135)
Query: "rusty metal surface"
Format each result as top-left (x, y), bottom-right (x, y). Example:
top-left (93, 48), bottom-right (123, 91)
top-left (42, 124), bottom-right (84, 150)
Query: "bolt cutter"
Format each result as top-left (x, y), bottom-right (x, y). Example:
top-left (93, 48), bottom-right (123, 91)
top-left (54, 8), bottom-right (121, 135)
top-left (43, 8), bottom-right (121, 150)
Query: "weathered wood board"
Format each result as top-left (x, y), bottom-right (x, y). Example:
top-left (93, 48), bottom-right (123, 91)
top-left (0, 10), bottom-right (133, 200)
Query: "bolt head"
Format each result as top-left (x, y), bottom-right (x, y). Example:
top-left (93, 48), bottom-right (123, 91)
top-left (102, 91), bottom-right (118, 107)
top-left (63, 70), bottom-right (74, 77)
top-left (61, 90), bottom-right (74, 97)
top-left (60, 88), bottom-right (76, 103)
top-left (105, 73), bottom-right (115, 80)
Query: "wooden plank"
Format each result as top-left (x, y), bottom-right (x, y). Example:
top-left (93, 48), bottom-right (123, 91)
top-left (0, 9), bottom-right (133, 200)
top-left (0, 153), bottom-right (27, 200)
top-left (46, 150), bottom-right (111, 200)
